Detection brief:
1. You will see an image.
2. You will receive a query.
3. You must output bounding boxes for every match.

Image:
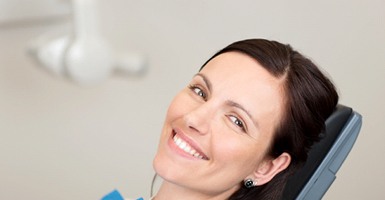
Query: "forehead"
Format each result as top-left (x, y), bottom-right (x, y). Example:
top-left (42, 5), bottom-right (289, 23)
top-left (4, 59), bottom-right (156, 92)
top-left (200, 52), bottom-right (286, 135)
top-left (200, 52), bottom-right (284, 94)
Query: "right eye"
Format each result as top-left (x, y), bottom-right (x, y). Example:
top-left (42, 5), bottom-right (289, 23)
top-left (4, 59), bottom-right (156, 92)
top-left (188, 85), bottom-right (207, 101)
top-left (228, 115), bottom-right (247, 133)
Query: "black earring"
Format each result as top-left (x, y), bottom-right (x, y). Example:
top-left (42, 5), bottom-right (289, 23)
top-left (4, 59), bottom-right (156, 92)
top-left (244, 179), bottom-right (255, 188)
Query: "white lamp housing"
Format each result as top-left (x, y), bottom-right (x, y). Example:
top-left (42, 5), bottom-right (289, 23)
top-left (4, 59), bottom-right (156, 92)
top-left (28, 0), bottom-right (146, 85)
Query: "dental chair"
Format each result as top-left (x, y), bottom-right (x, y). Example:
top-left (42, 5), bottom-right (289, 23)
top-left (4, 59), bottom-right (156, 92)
top-left (282, 105), bottom-right (362, 200)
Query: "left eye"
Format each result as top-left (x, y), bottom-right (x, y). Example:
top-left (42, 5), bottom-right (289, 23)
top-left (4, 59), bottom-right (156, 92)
top-left (229, 115), bottom-right (246, 132)
top-left (189, 85), bottom-right (207, 100)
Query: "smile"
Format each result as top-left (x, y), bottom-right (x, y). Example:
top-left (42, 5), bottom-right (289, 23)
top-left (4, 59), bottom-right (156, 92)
top-left (172, 132), bottom-right (209, 160)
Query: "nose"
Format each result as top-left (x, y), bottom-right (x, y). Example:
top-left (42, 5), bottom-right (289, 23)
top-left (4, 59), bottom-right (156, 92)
top-left (183, 102), bottom-right (214, 135)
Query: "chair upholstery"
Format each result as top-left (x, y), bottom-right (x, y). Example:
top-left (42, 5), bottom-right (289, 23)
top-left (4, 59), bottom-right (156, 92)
top-left (282, 105), bottom-right (362, 200)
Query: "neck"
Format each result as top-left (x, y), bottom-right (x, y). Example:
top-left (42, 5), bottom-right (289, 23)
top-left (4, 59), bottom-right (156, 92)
top-left (154, 181), bottom-right (236, 200)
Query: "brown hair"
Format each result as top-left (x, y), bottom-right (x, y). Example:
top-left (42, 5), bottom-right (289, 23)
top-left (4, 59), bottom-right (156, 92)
top-left (199, 39), bottom-right (339, 200)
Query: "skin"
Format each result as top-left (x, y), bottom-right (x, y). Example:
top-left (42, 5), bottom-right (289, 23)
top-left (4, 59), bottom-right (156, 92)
top-left (153, 52), bottom-right (291, 200)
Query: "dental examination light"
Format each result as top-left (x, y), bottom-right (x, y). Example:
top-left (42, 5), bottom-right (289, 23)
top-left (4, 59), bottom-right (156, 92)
top-left (28, 0), bottom-right (146, 85)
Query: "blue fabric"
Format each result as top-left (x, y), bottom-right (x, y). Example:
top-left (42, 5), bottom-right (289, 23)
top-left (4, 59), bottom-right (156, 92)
top-left (101, 189), bottom-right (143, 200)
top-left (101, 190), bottom-right (124, 200)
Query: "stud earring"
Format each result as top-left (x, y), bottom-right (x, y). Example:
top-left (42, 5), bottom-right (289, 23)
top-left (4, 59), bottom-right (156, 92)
top-left (244, 179), bottom-right (256, 188)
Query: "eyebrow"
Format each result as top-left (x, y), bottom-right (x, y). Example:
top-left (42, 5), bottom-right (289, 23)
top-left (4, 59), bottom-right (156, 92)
top-left (194, 73), bottom-right (212, 92)
top-left (226, 100), bottom-right (259, 128)
top-left (194, 73), bottom-right (259, 129)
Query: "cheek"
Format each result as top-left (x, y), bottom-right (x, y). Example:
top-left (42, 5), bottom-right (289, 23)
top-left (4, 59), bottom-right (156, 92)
top-left (165, 94), bottom-right (184, 122)
top-left (165, 91), bottom-right (194, 122)
top-left (212, 133), bottom-right (267, 171)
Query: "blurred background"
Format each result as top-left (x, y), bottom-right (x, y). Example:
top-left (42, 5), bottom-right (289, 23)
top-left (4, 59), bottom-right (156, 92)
top-left (0, 0), bottom-right (384, 199)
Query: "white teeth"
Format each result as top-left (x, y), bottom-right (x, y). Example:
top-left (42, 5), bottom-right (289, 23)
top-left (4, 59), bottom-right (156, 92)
top-left (190, 149), bottom-right (196, 155)
top-left (180, 141), bottom-right (187, 149)
top-left (173, 134), bottom-right (205, 159)
top-left (175, 137), bottom-right (181, 145)
top-left (184, 145), bottom-right (191, 152)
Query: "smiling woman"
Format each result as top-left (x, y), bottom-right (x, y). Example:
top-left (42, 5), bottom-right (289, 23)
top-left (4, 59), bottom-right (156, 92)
top-left (152, 39), bottom-right (338, 200)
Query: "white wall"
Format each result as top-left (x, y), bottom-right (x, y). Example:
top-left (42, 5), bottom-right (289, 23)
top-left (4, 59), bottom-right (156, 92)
top-left (1, 0), bottom-right (384, 199)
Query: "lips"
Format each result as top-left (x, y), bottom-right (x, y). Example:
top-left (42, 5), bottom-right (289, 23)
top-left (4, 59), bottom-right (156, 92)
top-left (172, 130), bottom-right (209, 160)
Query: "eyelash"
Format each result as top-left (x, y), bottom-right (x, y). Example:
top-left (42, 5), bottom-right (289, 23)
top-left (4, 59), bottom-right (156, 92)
top-left (228, 115), bottom-right (247, 132)
top-left (188, 84), bottom-right (208, 101)
top-left (188, 84), bottom-right (247, 133)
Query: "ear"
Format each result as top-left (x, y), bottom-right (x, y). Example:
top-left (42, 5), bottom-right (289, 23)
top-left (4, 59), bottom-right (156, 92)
top-left (253, 152), bottom-right (291, 185)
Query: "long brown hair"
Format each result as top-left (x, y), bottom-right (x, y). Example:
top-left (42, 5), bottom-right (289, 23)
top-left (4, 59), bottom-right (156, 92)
top-left (200, 39), bottom-right (339, 200)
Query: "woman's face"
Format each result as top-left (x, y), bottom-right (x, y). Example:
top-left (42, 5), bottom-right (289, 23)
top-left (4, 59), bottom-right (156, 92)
top-left (153, 52), bottom-right (286, 198)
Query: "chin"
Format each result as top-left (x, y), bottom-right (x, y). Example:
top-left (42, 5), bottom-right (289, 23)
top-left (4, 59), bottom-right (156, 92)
top-left (153, 152), bottom-right (180, 185)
